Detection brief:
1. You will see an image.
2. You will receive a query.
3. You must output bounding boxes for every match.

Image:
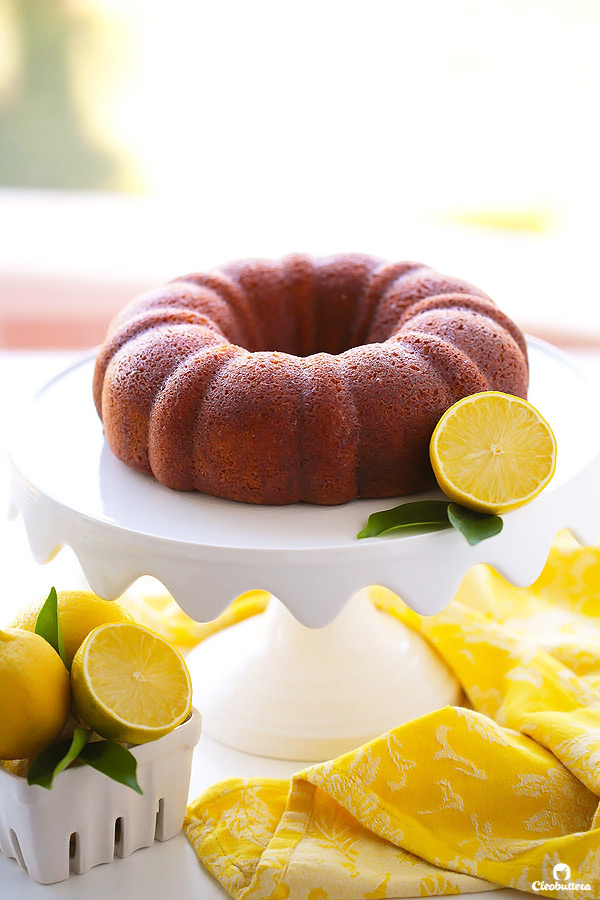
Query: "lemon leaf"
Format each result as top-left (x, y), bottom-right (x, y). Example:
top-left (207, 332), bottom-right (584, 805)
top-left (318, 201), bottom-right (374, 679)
top-left (447, 503), bottom-right (503, 546)
top-left (357, 499), bottom-right (503, 546)
top-left (27, 727), bottom-right (91, 790)
top-left (34, 586), bottom-right (67, 668)
top-left (357, 500), bottom-right (452, 539)
top-left (78, 740), bottom-right (143, 794)
top-left (27, 730), bottom-right (142, 794)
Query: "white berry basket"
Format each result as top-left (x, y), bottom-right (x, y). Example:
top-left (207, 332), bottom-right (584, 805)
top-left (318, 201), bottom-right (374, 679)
top-left (0, 707), bottom-right (201, 884)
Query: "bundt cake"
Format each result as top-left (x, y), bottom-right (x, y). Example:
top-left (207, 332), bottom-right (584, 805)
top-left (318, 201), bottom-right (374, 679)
top-left (93, 254), bottom-right (529, 505)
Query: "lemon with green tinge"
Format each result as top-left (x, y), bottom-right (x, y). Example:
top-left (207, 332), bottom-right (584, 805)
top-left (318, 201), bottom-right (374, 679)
top-left (0, 628), bottom-right (71, 760)
top-left (11, 589), bottom-right (133, 668)
top-left (71, 622), bottom-right (192, 745)
top-left (430, 391), bottom-right (557, 515)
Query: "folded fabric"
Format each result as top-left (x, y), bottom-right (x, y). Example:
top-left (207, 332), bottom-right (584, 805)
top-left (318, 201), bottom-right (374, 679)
top-left (149, 532), bottom-right (600, 899)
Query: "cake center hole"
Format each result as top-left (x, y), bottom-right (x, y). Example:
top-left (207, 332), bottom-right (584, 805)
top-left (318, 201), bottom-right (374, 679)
top-left (253, 288), bottom-right (371, 357)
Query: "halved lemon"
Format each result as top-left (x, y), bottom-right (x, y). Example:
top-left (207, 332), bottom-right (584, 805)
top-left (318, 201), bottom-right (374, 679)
top-left (430, 391), bottom-right (557, 514)
top-left (71, 623), bottom-right (192, 744)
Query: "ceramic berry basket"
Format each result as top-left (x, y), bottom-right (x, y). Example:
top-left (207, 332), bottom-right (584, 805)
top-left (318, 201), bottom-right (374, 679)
top-left (0, 707), bottom-right (201, 884)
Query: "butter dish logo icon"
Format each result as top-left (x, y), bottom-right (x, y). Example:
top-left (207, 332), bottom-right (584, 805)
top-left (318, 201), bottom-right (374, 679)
top-left (553, 863), bottom-right (570, 883)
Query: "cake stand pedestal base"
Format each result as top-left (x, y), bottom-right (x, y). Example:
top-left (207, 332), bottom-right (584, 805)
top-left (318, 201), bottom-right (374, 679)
top-left (186, 590), bottom-right (462, 761)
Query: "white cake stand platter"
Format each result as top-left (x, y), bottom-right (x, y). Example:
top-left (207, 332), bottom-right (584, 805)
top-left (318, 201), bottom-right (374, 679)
top-left (8, 337), bottom-right (600, 760)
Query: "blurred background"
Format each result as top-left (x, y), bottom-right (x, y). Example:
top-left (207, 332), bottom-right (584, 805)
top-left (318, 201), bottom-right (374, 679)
top-left (1, 0), bottom-right (599, 348)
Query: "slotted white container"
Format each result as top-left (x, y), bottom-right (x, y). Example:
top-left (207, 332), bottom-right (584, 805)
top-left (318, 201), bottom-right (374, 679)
top-left (0, 708), bottom-right (201, 884)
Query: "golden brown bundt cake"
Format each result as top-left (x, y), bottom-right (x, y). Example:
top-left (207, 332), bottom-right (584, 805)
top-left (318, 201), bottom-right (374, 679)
top-left (93, 254), bottom-right (529, 505)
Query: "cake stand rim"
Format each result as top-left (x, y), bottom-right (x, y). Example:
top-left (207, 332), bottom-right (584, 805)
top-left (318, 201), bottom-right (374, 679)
top-left (7, 334), bottom-right (599, 554)
top-left (7, 336), bottom-right (600, 624)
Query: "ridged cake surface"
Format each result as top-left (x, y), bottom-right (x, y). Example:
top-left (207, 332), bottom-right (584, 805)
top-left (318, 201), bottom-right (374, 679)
top-left (93, 254), bottom-right (529, 505)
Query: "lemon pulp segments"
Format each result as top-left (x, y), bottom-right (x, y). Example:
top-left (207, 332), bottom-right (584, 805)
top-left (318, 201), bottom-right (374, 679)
top-left (71, 623), bottom-right (192, 744)
top-left (430, 392), bottom-right (556, 514)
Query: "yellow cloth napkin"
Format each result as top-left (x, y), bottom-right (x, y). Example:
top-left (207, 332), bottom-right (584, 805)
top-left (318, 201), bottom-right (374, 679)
top-left (137, 533), bottom-right (600, 899)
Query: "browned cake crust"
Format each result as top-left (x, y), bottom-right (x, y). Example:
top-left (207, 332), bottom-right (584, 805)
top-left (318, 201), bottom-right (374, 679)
top-left (93, 254), bottom-right (529, 505)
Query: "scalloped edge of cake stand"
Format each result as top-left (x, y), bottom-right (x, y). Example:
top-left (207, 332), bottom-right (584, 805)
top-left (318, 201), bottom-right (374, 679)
top-left (9, 449), bottom-right (600, 628)
top-left (7, 336), bottom-right (600, 627)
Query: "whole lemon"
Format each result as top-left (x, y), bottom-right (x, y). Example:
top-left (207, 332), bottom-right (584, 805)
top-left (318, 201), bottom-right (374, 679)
top-left (0, 628), bottom-right (71, 760)
top-left (11, 590), bottom-right (133, 668)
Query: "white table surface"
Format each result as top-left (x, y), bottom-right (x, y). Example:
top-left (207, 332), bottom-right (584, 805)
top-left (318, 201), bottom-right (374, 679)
top-left (1, 350), bottom-right (598, 899)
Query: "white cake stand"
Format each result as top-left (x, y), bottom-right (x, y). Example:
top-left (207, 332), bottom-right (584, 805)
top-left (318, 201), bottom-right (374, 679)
top-left (8, 338), bottom-right (600, 760)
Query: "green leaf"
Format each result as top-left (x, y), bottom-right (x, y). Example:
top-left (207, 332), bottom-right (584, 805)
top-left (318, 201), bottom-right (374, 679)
top-left (27, 728), bottom-right (91, 790)
top-left (447, 503), bottom-right (504, 546)
top-left (26, 733), bottom-right (142, 794)
top-left (79, 740), bottom-right (143, 794)
top-left (357, 500), bottom-right (452, 539)
top-left (34, 586), bottom-right (67, 667)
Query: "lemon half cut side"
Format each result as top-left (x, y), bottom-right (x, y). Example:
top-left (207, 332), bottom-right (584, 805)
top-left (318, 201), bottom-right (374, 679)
top-left (430, 391), bottom-right (557, 515)
top-left (71, 622), bottom-right (192, 745)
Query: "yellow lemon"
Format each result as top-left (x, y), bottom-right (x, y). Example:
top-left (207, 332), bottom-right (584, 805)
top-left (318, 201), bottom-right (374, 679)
top-left (1, 758), bottom-right (32, 777)
top-left (430, 391), bottom-right (557, 514)
top-left (0, 628), bottom-right (71, 760)
top-left (11, 589), bottom-right (133, 668)
top-left (71, 623), bottom-right (192, 744)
